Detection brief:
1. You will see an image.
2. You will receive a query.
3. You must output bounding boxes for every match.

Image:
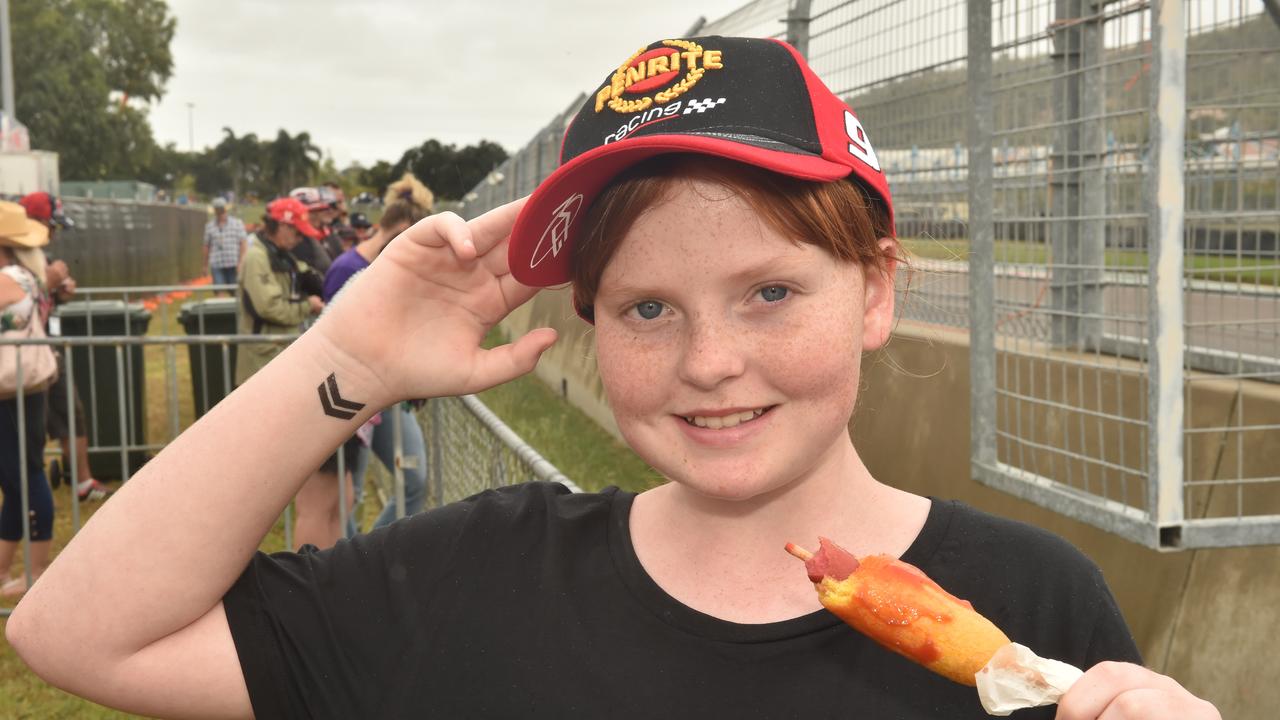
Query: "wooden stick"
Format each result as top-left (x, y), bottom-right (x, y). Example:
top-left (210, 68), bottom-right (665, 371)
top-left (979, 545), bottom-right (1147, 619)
top-left (784, 542), bottom-right (813, 561)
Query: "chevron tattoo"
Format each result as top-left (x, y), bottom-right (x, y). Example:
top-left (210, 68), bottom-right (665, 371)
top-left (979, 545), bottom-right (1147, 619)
top-left (317, 373), bottom-right (366, 420)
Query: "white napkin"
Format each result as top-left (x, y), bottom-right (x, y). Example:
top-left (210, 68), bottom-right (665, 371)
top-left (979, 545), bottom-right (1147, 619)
top-left (975, 642), bottom-right (1084, 716)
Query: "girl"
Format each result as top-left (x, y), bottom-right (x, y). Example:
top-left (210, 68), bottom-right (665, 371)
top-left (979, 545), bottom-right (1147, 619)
top-left (9, 37), bottom-right (1217, 719)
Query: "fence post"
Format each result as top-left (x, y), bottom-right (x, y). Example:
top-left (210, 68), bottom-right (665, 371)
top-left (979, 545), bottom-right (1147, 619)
top-left (786, 0), bottom-right (812, 58)
top-left (1050, 0), bottom-right (1084, 349)
top-left (393, 406), bottom-right (406, 520)
top-left (1078, 0), bottom-right (1106, 352)
top-left (15, 344), bottom-right (33, 590)
top-left (1146, 0), bottom-right (1186, 545)
top-left (431, 398), bottom-right (444, 508)
top-left (968, 0), bottom-right (996, 473)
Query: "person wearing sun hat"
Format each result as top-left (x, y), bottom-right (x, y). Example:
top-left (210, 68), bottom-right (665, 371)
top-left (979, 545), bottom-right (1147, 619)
top-left (0, 200), bottom-right (59, 599)
top-left (16, 192), bottom-right (112, 503)
top-left (233, 196), bottom-right (325, 386)
top-left (9, 37), bottom-right (1221, 720)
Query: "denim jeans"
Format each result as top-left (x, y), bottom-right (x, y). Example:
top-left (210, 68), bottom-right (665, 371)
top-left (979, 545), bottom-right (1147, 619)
top-left (346, 406), bottom-right (427, 537)
top-left (211, 265), bottom-right (237, 286)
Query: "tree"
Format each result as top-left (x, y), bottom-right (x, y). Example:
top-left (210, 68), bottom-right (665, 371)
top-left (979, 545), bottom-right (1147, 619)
top-left (265, 130), bottom-right (321, 196)
top-left (11, 0), bottom-right (175, 180)
top-left (360, 161), bottom-right (397, 199)
top-left (390, 139), bottom-right (508, 200)
top-left (79, 0), bottom-right (175, 103)
top-left (214, 128), bottom-right (264, 199)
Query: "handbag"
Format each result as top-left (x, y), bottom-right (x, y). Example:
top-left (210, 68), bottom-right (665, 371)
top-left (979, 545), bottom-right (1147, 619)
top-left (0, 278), bottom-right (59, 399)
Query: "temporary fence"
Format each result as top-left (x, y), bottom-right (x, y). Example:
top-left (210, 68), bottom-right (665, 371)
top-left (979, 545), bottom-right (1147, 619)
top-left (460, 0), bottom-right (1280, 549)
top-left (0, 283), bottom-right (575, 617)
top-left (55, 198), bottom-right (207, 287)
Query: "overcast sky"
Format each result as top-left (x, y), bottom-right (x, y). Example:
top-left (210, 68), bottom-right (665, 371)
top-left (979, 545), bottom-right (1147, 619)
top-left (149, 0), bottom-right (753, 168)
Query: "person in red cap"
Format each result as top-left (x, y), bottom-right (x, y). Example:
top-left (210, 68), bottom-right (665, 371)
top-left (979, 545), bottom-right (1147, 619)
top-left (233, 196), bottom-right (324, 387)
top-left (288, 186), bottom-right (339, 274)
top-left (10, 37), bottom-right (1219, 720)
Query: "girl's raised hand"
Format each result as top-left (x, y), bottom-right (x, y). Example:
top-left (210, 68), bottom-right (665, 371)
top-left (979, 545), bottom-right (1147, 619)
top-left (314, 197), bottom-right (557, 404)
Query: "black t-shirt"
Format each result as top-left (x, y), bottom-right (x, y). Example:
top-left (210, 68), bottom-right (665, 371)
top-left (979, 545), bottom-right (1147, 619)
top-left (224, 483), bottom-right (1140, 719)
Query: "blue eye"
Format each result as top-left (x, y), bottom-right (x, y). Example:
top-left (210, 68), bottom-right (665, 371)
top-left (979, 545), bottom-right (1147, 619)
top-left (760, 286), bottom-right (788, 302)
top-left (634, 300), bottom-right (665, 320)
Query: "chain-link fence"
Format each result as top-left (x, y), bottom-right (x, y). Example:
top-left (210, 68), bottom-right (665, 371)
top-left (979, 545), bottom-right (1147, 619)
top-left (460, 0), bottom-right (1280, 549)
top-left (418, 395), bottom-right (582, 508)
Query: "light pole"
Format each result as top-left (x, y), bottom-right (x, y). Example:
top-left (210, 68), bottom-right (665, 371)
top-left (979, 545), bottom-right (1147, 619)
top-left (186, 102), bottom-right (195, 152)
top-left (1, 0), bottom-right (15, 121)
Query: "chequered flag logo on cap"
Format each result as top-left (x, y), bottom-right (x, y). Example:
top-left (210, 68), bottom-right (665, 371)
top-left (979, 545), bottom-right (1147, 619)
top-left (684, 98), bottom-right (727, 114)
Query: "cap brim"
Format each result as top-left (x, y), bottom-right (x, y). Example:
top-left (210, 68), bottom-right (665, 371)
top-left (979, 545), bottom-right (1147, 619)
top-left (288, 217), bottom-right (323, 240)
top-left (509, 133), bottom-right (852, 287)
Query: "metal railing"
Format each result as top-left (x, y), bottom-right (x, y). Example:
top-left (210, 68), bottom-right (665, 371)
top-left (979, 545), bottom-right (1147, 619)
top-left (0, 284), bottom-right (576, 616)
top-left (459, 0), bottom-right (1280, 549)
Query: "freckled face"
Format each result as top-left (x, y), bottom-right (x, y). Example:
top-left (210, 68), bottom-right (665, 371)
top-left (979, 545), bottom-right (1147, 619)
top-left (593, 179), bottom-right (885, 501)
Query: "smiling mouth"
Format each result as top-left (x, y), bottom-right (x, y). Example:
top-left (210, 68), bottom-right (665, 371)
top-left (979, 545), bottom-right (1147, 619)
top-left (681, 407), bottom-right (773, 429)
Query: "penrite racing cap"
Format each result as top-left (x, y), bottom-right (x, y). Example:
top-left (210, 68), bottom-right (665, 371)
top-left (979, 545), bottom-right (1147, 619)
top-left (508, 35), bottom-right (894, 289)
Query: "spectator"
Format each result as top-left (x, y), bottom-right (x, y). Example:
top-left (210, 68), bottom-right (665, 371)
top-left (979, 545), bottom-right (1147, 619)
top-left (18, 192), bottom-right (110, 502)
top-left (233, 197), bottom-right (323, 387)
top-left (321, 196), bottom-right (429, 539)
top-left (0, 201), bottom-right (58, 599)
top-left (332, 226), bottom-right (359, 255)
top-left (321, 181), bottom-right (348, 218)
top-left (203, 198), bottom-right (248, 291)
top-left (382, 171), bottom-right (434, 212)
top-left (348, 212), bottom-right (373, 243)
top-left (287, 187), bottom-right (337, 274)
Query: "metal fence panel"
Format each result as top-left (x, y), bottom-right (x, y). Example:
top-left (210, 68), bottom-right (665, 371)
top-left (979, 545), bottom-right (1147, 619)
top-left (56, 199), bottom-right (206, 287)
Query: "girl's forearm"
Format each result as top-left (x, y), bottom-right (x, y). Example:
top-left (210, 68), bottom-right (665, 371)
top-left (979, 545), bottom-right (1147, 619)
top-left (8, 323), bottom-right (387, 668)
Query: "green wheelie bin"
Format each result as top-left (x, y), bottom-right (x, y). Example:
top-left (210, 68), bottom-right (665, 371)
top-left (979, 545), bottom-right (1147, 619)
top-left (54, 300), bottom-right (152, 480)
top-left (178, 297), bottom-right (239, 418)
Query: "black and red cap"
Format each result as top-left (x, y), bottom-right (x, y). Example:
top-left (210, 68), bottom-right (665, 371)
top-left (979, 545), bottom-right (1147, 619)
top-left (508, 35), bottom-right (893, 289)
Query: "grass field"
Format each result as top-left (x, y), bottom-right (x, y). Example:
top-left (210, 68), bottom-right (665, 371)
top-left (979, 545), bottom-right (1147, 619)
top-left (0, 322), bottom-right (652, 717)
top-left (900, 237), bottom-right (1280, 286)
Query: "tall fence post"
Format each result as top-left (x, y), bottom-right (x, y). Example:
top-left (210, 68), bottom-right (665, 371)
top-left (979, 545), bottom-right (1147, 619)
top-left (1147, 0), bottom-right (1186, 545)
top-left (968, 0), bottom-right (996, 473)
top-left (786, 0), bottom-right (812, 58)
top-left (1078, 0), bottom-right (1106, 352)
top-left (1047, 0), bottom-right (1104, 352)
top-left (431, 398), bottom-right (444, 508)
top-left (1050, 0), bottom-right (1084, 349)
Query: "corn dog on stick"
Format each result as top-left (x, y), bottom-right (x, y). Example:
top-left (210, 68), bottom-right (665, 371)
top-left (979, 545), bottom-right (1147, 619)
top-left (786, 538), bottom-right (1010, 686)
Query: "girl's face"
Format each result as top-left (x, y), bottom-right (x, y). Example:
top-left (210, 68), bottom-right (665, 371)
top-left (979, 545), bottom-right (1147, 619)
top-left (593, 179), bottom-right (897, 502)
